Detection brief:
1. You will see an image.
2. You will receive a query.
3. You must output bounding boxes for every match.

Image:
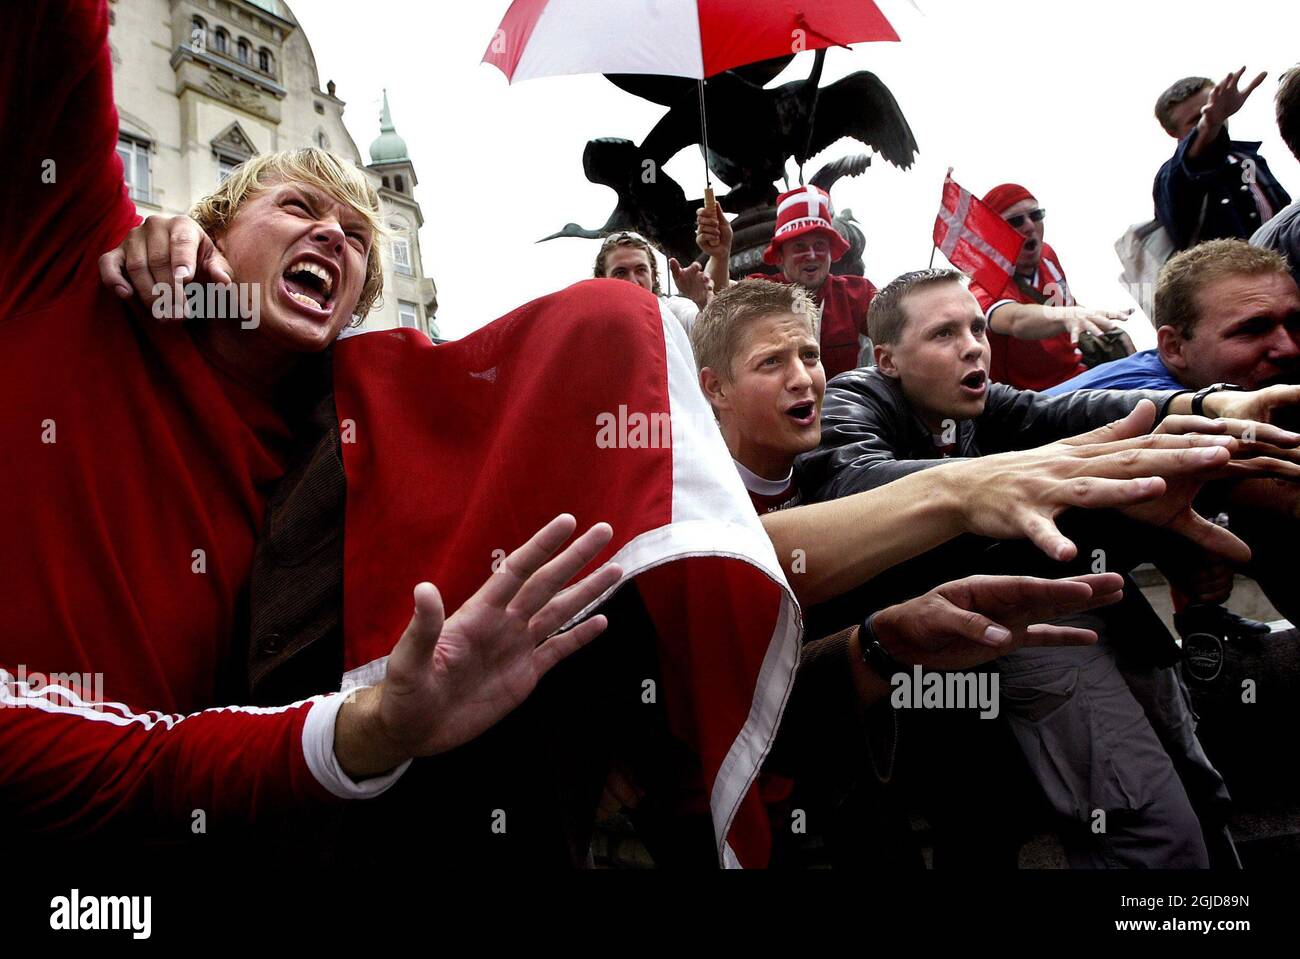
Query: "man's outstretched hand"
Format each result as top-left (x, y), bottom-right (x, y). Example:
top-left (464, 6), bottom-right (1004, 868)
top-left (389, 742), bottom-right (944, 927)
top-left (1157, 408), bottom-right (1300, 482)
top-left (870, 572), bottom-right (1124, 674)
top-left (1200, 66), bottom-right (1267, 135)
top-left (335, 514), bottom-right (623, 779)
top-left (1050, 305), bottom-right (1133, 344)
top-left (98, 214), bottom-right (233, 317)
top-left (954, 400), bottom-right (1245, 563)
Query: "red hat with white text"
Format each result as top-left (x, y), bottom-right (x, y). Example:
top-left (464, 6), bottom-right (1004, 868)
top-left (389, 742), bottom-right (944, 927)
top-left (762, 185), bottom-right (850, 265)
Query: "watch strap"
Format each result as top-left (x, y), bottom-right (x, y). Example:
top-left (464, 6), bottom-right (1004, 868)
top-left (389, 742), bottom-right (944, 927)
top-left (859, 612), bottom-right (906, 682)
top-left (1191, 382), bottom-right (1241, 418)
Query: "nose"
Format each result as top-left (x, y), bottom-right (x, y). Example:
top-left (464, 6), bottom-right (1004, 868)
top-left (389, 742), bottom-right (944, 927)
top-left (788, 357), bottom-right (814, 390)
top-left (311, 219), bottom-right (347, 254)
top-left (960, 330), bottom-right (983, 359)
top-left (1267, 325), bottom-right (1300, 361)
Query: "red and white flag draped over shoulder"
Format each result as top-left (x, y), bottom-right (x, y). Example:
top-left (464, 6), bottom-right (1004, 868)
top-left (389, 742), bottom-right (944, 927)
top-left (483, 0), bottom-right (899, 82)
top-left (933, 173), bottom-right (1025, 296)
top-left (331, 279), bottom-right (801, 869)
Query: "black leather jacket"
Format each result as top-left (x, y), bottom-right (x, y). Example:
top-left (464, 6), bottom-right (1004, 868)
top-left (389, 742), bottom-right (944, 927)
top-left (796, 368), bottom-right (1185, 664)
top-left (799, 367), bottom-right (1179, 501)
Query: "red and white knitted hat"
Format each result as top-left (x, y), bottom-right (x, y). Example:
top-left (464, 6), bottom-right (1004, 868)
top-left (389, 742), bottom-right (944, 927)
top-left (762, 185), bottom-right (850, 265)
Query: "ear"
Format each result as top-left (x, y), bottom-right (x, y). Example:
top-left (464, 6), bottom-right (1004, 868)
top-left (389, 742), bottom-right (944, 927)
top-left (1156, 325), bottom-right (1189, 373)
top-left (699, 366), bottom-right (730, 414)
top-left (875, 342), bottom-right (900, 379)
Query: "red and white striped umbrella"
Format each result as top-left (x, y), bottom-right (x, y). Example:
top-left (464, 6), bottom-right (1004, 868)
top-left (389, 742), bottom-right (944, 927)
top-left (483, 0), bottom-right (902, 209)
top-left (483, 0), bottom-right (900, 84)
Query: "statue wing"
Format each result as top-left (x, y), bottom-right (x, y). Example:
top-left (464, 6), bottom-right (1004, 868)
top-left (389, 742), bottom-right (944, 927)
top-left (729, 54), bottom-right (796, 88)
top-left (802, 71), bottom-right (918, 170)
top-left (605, 53), bottom-right (790, 103)
top-left (810, 153), bottom-right (872, 192)
top-left (604, 73), bottom-right (696, 106)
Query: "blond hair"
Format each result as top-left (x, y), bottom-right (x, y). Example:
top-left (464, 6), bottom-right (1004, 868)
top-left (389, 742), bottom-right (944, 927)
top-left (190, 148), bottom-right (389, 318)
top-left (1156, 239), bottom-right (1292, 338)
top-left (690, 279), bottom-right (820, 381)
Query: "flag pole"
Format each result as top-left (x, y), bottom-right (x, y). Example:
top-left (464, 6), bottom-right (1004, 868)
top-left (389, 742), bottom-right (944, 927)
top-left (930, 166), bottom-right (954, 269)
top-left (698, 78), bottom-right (715, 212)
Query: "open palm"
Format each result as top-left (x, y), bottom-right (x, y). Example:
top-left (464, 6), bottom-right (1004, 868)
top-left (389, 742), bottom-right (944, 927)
top-left (378, 515), bottom-right (623, 757)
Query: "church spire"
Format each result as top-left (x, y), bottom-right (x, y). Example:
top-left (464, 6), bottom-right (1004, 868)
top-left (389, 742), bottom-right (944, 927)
top-left (368, 88), bottom-right (409, 163)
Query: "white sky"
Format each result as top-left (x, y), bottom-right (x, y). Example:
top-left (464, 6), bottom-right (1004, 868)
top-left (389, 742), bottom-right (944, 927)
top-left (292, 0), bottom-right (1300, 347)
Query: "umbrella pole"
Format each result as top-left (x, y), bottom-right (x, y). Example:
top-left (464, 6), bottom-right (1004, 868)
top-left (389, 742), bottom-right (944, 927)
top-left (698, 78), bottom-right (715, 212)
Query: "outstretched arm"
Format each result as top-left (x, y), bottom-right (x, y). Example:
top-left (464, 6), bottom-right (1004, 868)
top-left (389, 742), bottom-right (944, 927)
top-left (988, 302), bottom-right (1132, 343)
top-left (764, 402), bottom-right (1244, 606)
top-left (766, 571), bottom-right (1123, 778)
top-left (2, 514), bottom-right (619, 835)
top-left (1187, 67), bottom-right (1266, 160)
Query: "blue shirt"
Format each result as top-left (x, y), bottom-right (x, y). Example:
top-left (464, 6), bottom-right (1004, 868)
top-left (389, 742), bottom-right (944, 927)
top-left (1045, 349), bottom-right (1183, 395)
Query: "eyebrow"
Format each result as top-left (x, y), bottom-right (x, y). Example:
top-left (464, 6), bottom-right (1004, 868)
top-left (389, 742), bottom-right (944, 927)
top-left (744, 337), bottom-right (818, 363)
top-left (285, 185), bottom-right (371, 235)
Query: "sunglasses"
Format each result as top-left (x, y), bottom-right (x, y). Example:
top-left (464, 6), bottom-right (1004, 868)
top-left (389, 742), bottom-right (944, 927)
top-left (1004, 208), bottom-right (1046, 229)
top-left (601, 231), bottom-right (650, 247)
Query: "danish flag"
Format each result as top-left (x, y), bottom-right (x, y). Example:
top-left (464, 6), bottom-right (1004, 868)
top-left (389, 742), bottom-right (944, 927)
top-left (932, 171), bottom-right (1025, 295)
top-left (780, 186), bottom-right (833, 222)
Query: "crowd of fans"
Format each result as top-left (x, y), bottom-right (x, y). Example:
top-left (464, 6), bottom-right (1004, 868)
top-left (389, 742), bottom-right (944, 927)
top-left (590, 61), bottom-right (1300, 867)
top-left (6, 0), bottom-right (1300, 871)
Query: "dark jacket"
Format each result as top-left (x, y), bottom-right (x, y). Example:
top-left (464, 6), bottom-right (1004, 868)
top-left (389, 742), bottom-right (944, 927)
top-left (1154, 126), bottom-right (1291, 252)
top-left (795, 368), bottom-right (1185, 663)
top-left (1251, 199), bottom-right (1300, 288)
top-left (800, 367), bottom-right (1178, 501)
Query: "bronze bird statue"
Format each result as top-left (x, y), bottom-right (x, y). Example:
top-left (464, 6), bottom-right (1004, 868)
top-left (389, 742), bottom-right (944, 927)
top-left (607, 49), bottom-right (917, 210)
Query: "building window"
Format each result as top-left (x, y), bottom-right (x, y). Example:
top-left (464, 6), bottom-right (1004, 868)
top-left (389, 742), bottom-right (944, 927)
top-left (217, 155), bottom-right (241, 184)
top-left (391, 237), bottom-right (413, 276)
top-left (258, 48), bottom-right (273, 74)
top-left (394, 174), bottom-right (405, 194)
top-left (316, 130), bottom-right (329, 150)
top-left (397, 301), bottom-right (419, 329)
top-left (190, 17), bottom-right (207, 50)
top-left (213, 28), bottom-right (228, 55)
top-left (237, 38), bottom-right (251, 64)
top-left (117, 134), bottom-right (152, 203)
top-left (381, 175), bottom-right (390, 189)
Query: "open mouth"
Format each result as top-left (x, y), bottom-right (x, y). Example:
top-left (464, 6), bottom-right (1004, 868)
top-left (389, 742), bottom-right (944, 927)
top-left (1022, 238), bottom-right (1039, 252)
top-left (960, 370), bottom-right (987, 392)
top-left (786, 400), bottom-right (817, 425)
top-left (281, 259), bottom-right (336, 313)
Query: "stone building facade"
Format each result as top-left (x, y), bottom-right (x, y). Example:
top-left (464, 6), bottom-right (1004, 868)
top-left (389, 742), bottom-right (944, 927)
top-left (107, 0), bottom-right (438, 336)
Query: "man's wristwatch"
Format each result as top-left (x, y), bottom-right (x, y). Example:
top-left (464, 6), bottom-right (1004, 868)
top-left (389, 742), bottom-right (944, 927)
top-left (859, 612), bottom-right (907, 683)
top-left (1191, 382), bottom-right (1242, 417)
